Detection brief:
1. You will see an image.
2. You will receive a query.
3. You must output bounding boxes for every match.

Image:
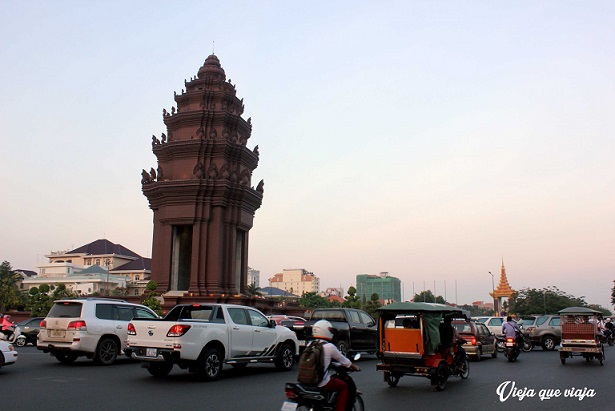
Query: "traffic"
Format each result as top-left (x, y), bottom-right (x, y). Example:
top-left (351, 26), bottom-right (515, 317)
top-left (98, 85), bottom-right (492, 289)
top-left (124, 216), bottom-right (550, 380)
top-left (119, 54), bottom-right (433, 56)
top-left (1, 300), bottom-right (614, 411)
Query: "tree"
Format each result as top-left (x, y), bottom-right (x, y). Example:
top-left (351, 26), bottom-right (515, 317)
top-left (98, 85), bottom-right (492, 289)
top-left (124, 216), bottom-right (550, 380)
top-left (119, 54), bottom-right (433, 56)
top-left (611, 282), bottom-right (615, 306)
top-left (0, 261), bottom-right (24, 311)
top-left (299, 292), bottom-right (331, 310)
top-left (25, 283), bottom-right (77, 317)
top-left (245, 282), bottom-right (262, 297)
top-left (413, 290), bottom-right (445, 304)
top-left (509, 286), bottom-right (588, 316)
top-left (141, 280), bottom-right (163, 315)
top-left (363, 293), bottom-right (382, 318)
top-left (343, 286), bottom-right (361, 309)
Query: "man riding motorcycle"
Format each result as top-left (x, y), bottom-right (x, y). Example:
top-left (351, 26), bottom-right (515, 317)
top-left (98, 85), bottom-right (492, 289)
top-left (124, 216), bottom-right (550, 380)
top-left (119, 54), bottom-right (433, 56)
top-left (311, 320), bottom-right (360, 411)
top-left (502, 316), bottom-right (523, 348)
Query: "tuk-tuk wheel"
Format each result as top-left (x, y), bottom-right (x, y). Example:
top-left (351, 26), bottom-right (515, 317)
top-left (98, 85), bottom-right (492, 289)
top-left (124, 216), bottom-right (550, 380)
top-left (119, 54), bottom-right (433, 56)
top-left (387, 372), bottom-right (400, 387)
top-left (431, 363), bottom-right (448, 391)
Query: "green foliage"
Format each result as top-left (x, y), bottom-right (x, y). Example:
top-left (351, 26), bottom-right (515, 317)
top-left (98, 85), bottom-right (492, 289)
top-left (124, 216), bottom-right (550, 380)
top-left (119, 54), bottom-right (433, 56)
top-left (141, 281), bottom-right (163, 316)
top-left (413, 290), bottom-right (445, 304)
top-left (246, 282), bottom-right (262, 297)
top-left (363, 293), bottom-right (382, 318)
top-left (299, 292), bottom-right (331, 310)
top-left (611, 283), bottom-right (615, 306)
top-left (145, 280), bottom-right (158, 291)
top-left (26, 282), bottom-right (77, 317)
top-left (343, 286), bottom-right (361, 309)
top-left (458, 304), bottom-right (492, 317)
top-left (509, 286), bottom-right (588, 316)
top-left (111, 287), bottom-right (127, 297)
top-left (0, 261), bottom-right (26, 311)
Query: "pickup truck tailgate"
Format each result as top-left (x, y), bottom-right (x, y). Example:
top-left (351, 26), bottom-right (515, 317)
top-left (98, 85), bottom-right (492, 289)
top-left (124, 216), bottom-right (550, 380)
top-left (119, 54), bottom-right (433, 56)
top-left (129, 320), bottom-right (176, 349)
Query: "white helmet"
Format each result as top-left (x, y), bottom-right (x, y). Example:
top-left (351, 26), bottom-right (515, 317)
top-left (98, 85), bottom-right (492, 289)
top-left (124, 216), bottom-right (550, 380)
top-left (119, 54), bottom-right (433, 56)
top-left (312, 320), bottom-right (334, 341)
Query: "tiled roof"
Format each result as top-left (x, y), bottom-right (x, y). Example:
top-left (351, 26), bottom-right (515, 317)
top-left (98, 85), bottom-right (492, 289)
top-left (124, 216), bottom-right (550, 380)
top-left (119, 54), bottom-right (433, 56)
top-left (68, 239), bottom-right (142, 259)
top-left (80, 265), bottom-right (109, 275)
top-left (112, 257), bottom-right (151, 272)
top-left (16, 269), bottom-right (37, 277)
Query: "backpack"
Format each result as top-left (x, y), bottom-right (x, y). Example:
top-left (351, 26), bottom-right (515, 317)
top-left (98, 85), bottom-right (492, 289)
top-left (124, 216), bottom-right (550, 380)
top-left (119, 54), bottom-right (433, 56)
top-left (297, 340), bottom-right (326, 385)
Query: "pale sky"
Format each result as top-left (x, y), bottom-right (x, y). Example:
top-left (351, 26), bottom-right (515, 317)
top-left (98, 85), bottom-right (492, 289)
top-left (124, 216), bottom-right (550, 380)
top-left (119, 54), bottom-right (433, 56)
top-left (2, 1), bottom-right (614, 310)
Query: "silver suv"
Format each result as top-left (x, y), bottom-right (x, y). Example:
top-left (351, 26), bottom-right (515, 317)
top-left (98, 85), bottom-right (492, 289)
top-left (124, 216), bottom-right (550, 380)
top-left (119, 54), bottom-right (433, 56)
top-left (524, 315), bottom-right (561, 351)
top-left (38, 298), bottom-right (158, 365)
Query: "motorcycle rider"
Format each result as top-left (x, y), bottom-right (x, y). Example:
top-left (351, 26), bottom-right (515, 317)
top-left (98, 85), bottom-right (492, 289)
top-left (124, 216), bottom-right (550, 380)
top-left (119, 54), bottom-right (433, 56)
top-left (502, 316), bottom-right (523, 349)
top-left (311, 319), bottom-right (360, 411)
top-left (1, 314), bottom-right (15, 340)
top-left (439, 316), bottom-right (467, 367)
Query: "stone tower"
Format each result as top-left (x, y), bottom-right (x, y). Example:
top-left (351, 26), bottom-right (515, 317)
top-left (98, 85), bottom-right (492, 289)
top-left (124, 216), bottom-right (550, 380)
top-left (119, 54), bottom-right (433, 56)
top-left (141, 55), bottom-right (263, 298)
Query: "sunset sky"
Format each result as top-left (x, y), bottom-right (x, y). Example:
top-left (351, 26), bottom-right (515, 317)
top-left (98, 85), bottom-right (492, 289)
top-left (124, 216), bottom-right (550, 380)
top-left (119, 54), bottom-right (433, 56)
top-left (2, 1), bottom-right (614, 310)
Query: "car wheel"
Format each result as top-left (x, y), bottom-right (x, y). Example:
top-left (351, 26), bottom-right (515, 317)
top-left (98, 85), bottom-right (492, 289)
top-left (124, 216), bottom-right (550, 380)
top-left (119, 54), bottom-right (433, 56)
top-left (147, 362), bottom-right (173, 378)
top-left (275, 343), bottom-right (295, 371)
top-left (196, 347), bottom-right (223, 381)
top-left (541, 335), bottom-right (556, 351)
top-left (95, 337), bottom-right (119, 365)
top-left (475, 347), bottom-right (482, 361)
top-left (336, 340), bottom-right (349, 358)
top-left (55, 353), bottom-right (78, 364)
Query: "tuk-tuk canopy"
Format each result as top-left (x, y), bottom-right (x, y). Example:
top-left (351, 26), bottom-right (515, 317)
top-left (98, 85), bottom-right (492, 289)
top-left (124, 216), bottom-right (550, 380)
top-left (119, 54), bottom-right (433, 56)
top-left (559, 306), bottom-right (602, 316)
top-left (377, 302), bottom-right (467, 355)
top-left (377, 302), bottom-right (466, 316)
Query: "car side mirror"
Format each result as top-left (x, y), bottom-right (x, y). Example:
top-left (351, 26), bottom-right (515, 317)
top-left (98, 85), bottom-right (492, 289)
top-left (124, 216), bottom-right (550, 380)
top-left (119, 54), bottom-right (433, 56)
top-left (269, 319), bottom-right (277, 328)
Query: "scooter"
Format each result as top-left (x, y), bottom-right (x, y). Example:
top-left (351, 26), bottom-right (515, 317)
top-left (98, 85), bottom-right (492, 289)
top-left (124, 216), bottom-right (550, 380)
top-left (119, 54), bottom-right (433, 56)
top-left (0, 325), bottom-right (17, 344)
top-left (282, 355), bottom-right (364, 411)
top-left (504, 331), bottom-right (522, 362)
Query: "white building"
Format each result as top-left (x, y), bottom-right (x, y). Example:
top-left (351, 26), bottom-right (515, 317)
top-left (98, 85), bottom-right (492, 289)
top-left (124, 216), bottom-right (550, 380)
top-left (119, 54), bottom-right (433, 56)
top-left (268, 268), bottom-right (320, 296)
top-left (248, 267), bottom-right (260, 288)
top-left (22, 239), bottom-right (151, 296)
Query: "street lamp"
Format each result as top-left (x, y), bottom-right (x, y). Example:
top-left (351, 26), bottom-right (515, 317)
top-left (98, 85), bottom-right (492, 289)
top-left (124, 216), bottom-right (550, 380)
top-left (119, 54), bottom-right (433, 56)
top-left (489, 271), bottom-right (496, 316)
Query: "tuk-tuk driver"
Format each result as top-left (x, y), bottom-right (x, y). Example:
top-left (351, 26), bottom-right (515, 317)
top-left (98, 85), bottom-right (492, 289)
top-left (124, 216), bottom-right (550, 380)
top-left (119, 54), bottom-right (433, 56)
top-left (440, 316), bottom-right (467, 366)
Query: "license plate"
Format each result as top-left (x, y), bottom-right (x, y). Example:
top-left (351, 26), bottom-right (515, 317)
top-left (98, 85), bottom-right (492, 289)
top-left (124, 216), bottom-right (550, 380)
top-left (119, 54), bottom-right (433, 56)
top-left (506, 342), bottom-right (515, 347)
top-left (298, 340), bottom-right (306, 347)
top-left (280, 401), bottom-right (298, 411)
top-left (51, 330), bottom-right (65, 338)
top-left (146, 348), bottom-right (157, 357)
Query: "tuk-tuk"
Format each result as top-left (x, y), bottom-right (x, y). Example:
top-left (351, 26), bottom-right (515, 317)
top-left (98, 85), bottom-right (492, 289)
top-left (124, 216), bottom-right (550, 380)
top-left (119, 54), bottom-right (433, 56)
top-left (558, 306), bottom-right (605, 366)
top-left (375, 302), bottom-right (470, 391)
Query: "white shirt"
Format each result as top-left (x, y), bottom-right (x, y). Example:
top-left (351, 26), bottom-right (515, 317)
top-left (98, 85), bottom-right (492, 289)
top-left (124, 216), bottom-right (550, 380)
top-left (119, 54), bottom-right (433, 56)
top-left (317, 340), bottom-right (352, 387)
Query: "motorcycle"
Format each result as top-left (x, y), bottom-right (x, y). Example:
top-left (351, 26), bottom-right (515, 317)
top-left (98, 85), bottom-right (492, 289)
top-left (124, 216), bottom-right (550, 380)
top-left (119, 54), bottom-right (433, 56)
top-left (496, 335), bottom-right (506, 352)
top-left (0, 325), bottom-right (17, 344)
top-left (282, 355), bottom-right (364, 411)
top-left (603, 329), bottom-right (614, 346)
top-left (504, 331), bottom-right (522, 362)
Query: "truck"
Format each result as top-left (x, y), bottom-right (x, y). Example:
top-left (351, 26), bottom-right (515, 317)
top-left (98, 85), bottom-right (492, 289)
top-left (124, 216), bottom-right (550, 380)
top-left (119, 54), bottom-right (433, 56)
top-left (297, 308), bottom-right (378, 357)
top-left (125, 303), bottom-right (299, 380)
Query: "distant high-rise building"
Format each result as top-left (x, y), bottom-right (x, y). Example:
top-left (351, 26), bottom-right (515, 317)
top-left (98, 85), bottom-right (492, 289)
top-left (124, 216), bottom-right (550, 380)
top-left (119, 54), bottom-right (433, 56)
top-left (356, 272), bottom-right (401, 303)
top-left (247, 267), bottom-right (260, 288)
top-left (268, 268), bottom-right (319, 296)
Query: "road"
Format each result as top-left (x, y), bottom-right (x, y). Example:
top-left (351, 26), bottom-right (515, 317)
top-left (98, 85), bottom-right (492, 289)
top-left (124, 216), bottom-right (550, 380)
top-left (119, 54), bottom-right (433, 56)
top-left (2, 345), bottom-right (613, 411)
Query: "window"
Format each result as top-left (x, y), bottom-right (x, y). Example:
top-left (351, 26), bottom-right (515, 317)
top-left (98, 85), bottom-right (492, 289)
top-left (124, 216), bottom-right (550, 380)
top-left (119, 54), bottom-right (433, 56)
top-left (48, 302), bottom-right (83, 318)
top-left (134, 308), bottom-right (157, 319)
top-left (117, 305), bottom-right (136, 321)
top-left (549, 317), bottom-right (561, 326)
top-left (247, 309), bottom-right (269, 327)
top-left (349, 311), bottom-right (361, 324)
top-left (359, 312), bottom-right (375, 326)
top-left (95, 304), bottom-right (114, 320)
top-left (135, 275), bottom-right (140, 281)
top-left (95, 259), bottom-right (101, 266)
top-left (85, 259), bottom-right (91, 265)
top-left (228, 308), bottom-right (248, 325)
top-left (488, 318), bottom-right (503, 327)
top-left (536, 316), bottom-right (549, 326)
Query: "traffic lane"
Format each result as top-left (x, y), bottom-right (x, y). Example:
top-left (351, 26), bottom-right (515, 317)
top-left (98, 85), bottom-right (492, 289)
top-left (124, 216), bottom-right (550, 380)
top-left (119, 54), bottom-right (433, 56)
top-left (4, 346), bottom-right (615, 411)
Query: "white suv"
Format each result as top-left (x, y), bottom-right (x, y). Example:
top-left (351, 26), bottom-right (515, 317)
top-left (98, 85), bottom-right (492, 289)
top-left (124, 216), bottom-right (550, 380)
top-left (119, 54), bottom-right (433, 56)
top-left (38, 298), bottom-right (158, 365)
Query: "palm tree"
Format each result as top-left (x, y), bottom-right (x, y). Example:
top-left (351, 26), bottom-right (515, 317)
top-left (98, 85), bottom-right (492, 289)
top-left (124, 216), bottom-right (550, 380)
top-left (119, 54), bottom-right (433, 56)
top-left (246, 283), bottom-right (262, 297)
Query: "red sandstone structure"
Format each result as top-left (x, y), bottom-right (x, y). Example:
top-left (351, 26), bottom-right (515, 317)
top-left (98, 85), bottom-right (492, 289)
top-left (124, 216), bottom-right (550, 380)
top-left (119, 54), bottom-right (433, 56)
top-left (141, 55), bottom-right (263, 300)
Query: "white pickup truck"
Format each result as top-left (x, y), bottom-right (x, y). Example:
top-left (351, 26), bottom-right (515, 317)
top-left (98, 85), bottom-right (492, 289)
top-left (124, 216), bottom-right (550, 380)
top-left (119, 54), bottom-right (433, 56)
top-left (126, 303), bottom-right (299, 380)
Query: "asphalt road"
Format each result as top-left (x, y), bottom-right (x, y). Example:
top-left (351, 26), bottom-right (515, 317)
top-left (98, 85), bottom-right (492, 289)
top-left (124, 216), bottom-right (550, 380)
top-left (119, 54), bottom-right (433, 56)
top-left (2, 345), bottom-right (614, 411)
